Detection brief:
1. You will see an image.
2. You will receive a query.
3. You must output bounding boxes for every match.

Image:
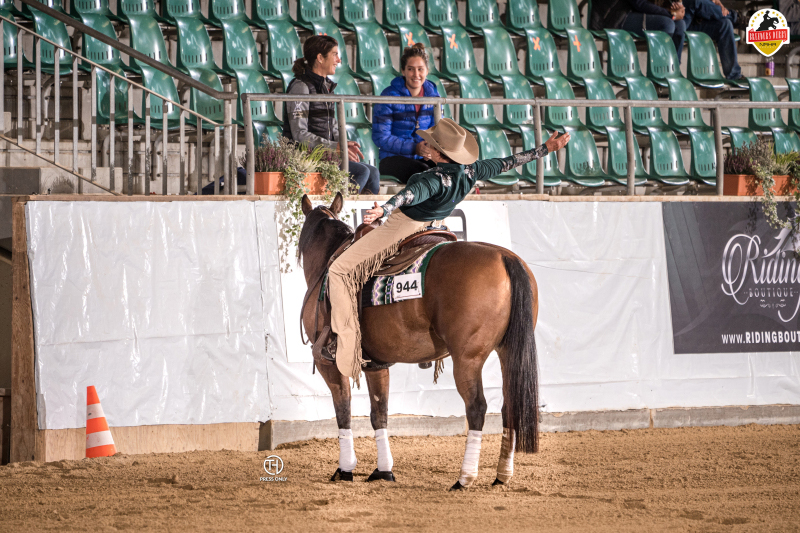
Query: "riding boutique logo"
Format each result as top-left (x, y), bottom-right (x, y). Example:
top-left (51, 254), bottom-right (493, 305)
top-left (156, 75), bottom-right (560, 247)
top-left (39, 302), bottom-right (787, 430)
top-left (746, 9), bottom-right (789, 57)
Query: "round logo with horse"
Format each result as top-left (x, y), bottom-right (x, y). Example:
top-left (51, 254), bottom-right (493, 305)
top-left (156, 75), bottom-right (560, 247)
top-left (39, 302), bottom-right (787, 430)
top-left (746, 9), bottom-right (789, 57)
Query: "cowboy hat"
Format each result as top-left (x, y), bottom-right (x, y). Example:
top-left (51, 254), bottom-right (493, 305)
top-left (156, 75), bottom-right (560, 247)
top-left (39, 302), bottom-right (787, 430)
top-left (416, 118), bottom-right (479, 165)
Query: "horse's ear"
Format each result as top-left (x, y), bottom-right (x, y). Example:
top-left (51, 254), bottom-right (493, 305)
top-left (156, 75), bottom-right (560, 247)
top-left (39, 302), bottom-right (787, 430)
top-left (301, 195), bottom-right (313, 216)
top-left (330, 192), bottom-right (344, 215)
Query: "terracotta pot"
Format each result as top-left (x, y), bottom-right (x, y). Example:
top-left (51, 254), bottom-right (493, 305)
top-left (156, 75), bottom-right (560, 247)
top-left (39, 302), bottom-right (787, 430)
top-left (723, 174), bottom-right (794, 196)
top-left (254, 172), bottom-right (326, 195)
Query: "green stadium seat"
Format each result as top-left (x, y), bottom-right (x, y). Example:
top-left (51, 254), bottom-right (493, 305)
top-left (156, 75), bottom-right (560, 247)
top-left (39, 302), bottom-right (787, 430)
top-left (605, 127), bottom-right (659, 183)
top-left (333, 71), bottom-right (371, 127)
top-left (24, 7), bottom-right (73, 74)
top-left (0, 0), bottom-right (25, 19)
top-left (561, 126), bottom-right (618, 187)
top-left (353, 22), bottom-right (401, 94)
top-left (685, 31), bottom-right (748, 89)
top-left (474, 125), bottom-right (520, 186)
top-left (120, 0), bottom-right (173, 24)
top-left (565, 28), bottom-right (605, 86)
top-left (382, 0), bottom-right (417, 32)
top-left (582, 77), bottom-right (624, 133)
top-left (221, 19), bottom-right (269, 76)
top-left (209, 0), bottom-right (255, 26)
top-left (440, 25), bottom-right (479, 80)
top-left (1, 9), bottom-right (18, 67)
top-left (79, 14), bottom-right (137, 74)
top-left (234, 69), bottom-right (283, 145)
top-left (506, 0), bottom-right (541, 35)
top-left (723, 126), bottom-right (757, 149)
top-left (253, 0), bottom-right (294, 26)
top-left (339, 0), bottom-right (377, 31)
top-left (127, 15), bottom-right (172, 74)
top-left (643, 30), bottom-right (684, 88)
top-left (395, 22), bottom-right (444, 79)
top-left (311, 19), bottom-right (357, 80)
top-left (175, 17), bottom-right (228, 76)
top-left (457, 73), bottom-right (506, 131)
top-left (786, 78), bottom-right (800, 133)
top-left (139, 65), bottom-right (182, 129)
top-left (547, 0), bottom-right (583, 38)
top-left (687, 129), bottom-right (718, 185)
top-left (95, 65), bottom-right (131, 125)
top-left (624, 76), bottom-right (669, 134)
top-left (166, 0), bottom-right (212, 24)
top-left (72, 0), bottom-right (124, 22)
top-left (482, 27), bottom-right (536, 130)
top-left (542, 75), bottom-right (583, 132)
top-left (263, 20), bottom-right (302, 89)
top-left (423, 0), bottom-right (459, 34)
top-left (666, 78), bottom-right (709, 134)
top-left (523, 27), bottom-right (563, 86)
top-left (297, 0), bottom-right (335, 30)
top-left (346, 125), bottom-right (380, 168)
top-left (21, 0), bottom-right (67, 19)
top-left (466, 0), bottom-right (505, 35)
top-left (647, 128), bottom-right (697, 184)
top-left (186, 67), bottom-right (242, 130)
top-left (775, 131), bottom-right (800, 153)
top-left (747, 77), bottom-right (800, 152)
top-left (518, 124), bottom-right (563, 187)
top-left (426, 74), bottom-right (452, 119)
top-left (604, 29), bottom-right (642, 86)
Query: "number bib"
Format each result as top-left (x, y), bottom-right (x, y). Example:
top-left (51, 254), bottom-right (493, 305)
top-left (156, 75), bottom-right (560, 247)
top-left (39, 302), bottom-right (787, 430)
top-left (391, 273), bottom-right (422, 301)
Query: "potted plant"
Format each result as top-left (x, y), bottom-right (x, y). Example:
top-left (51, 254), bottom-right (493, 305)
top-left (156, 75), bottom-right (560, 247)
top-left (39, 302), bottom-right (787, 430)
top-left (722, 144), bottom-right (756, 196)
top-left (248, 136), bottom-right (331, 195)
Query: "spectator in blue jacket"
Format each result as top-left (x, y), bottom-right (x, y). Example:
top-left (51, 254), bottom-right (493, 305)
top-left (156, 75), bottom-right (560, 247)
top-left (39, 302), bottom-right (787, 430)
top-left (372, 43), bottom-right (441, 184)
top-left (683, 0), bottom-right (743, 80)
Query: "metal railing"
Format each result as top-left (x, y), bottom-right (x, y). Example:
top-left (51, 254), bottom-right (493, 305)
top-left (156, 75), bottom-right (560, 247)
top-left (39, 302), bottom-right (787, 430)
top-left (1, 0), bottom-right (238, 195)
top-left (243, 93), bottom-right (800, 197)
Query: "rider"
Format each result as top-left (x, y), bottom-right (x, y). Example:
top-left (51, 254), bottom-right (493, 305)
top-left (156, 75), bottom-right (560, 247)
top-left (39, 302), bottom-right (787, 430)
top-left (315, 118), bottom-right (570, 378)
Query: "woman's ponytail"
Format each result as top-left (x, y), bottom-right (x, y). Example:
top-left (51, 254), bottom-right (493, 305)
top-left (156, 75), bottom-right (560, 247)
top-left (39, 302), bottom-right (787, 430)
top-left (292, 57), bottom-right (309, 75)
top-left (400, 42), bottom-right (429, 71)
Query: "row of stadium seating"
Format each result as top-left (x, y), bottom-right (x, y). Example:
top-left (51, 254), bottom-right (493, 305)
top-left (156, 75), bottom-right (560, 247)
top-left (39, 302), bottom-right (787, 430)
top-left (2, 0), bottom-right (797, 190)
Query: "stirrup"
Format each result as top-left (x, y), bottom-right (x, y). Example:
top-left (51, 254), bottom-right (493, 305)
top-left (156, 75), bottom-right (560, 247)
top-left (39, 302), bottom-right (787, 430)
top-left (312, 326), bottom-right (337, 364)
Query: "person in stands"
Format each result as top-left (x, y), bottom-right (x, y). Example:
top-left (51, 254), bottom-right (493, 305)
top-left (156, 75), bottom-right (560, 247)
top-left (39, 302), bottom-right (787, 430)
top-left (682, 0), bottom-right (745, 80)
top-left (372, 43), bottom-right (441, 184)
top-left (283, 35), bottom-right (380, 194)
top-left (591, 0), bottom-right (686, 57)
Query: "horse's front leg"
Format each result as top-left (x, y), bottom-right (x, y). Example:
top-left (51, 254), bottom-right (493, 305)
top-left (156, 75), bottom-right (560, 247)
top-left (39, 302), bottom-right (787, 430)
top-left (364, 368), bottom-right (396, 482)
top-left (450, 356), bottom-right (489, 491)
top-left (315, 361), bottom-right (356, 481)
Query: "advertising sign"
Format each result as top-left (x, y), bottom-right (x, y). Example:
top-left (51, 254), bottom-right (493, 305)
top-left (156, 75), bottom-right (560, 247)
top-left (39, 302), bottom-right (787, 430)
top-left (663, 202), bottom-right (800, 354)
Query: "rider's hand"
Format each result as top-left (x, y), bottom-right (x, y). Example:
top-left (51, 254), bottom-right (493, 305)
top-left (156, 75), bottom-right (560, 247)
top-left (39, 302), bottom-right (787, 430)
top-left (363, 202), bottom-right (385, 224)
top-left (544, 131), bottom-right (571, 153)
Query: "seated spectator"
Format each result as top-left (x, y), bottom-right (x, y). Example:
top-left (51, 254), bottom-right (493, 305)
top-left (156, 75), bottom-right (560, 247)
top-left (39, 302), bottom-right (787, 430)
top-left (372, 44), bottom-right (441, 184)
top-left (683, 0), bottom-right (744, 80)
top-left (591, 0), bottom-right (686, 56)
top-left (283, 35), bottom-right (380, 194)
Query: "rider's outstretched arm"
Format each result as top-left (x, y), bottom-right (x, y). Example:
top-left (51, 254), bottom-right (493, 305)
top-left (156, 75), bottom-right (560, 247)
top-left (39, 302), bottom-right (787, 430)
top-left (471, 143), bottom-right (549, 183)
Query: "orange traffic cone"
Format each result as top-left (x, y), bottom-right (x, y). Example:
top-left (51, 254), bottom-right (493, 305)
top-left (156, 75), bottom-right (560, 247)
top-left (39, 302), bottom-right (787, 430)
top-left (85, 386), bottom-right (117, 458)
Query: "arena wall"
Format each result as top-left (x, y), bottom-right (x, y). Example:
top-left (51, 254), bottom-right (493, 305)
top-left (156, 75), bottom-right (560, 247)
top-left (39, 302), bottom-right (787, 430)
top-left (11, 196), bottom-right (800, 462)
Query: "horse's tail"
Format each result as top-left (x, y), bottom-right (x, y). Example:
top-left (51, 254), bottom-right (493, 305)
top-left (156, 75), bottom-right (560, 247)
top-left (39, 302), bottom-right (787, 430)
top-left (500, 255), bottom-right (539, 454)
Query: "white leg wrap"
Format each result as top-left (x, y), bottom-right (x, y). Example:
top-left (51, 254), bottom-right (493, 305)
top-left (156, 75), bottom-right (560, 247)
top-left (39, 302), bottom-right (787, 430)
top-left (338, 429), bottom-right (357, 472)
top-left (495, 427), bottom-right (516, 484)
top-left (458, 430), bottom-right (482, 487)
top-left (375, 428), bottom-right (393, 472)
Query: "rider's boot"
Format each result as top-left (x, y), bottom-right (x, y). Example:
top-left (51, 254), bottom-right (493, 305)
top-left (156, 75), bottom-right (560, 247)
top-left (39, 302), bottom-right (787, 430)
top-left (312, 326), bottom-right (337, 365)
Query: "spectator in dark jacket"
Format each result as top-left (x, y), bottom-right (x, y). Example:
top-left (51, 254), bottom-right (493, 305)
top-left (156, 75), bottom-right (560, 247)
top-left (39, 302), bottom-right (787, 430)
top-left (372, 43), bottom-right (441, 184)
top-left (683, 0), bottom-right (742, 80)
top-left (591, 0), bottom-right (686, 57)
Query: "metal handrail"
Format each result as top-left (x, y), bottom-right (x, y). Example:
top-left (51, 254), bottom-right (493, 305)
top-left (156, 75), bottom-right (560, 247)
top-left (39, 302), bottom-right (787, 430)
top-left (16, 0), bottom-right (237, 101)
top-left (243, 93), bottom-right (800, 197)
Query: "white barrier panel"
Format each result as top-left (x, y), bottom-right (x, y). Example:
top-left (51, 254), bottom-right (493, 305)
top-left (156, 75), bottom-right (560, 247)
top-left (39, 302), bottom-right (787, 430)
top-left (27, 201), bottom-right (269, 430)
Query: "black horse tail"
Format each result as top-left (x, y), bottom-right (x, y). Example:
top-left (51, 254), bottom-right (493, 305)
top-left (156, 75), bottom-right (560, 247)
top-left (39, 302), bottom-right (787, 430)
top-left (500, 255), bottom-right (539, 454)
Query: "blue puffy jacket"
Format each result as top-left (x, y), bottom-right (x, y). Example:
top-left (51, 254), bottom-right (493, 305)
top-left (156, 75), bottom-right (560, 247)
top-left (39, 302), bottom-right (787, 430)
top-left (372, 77), bottom-right (440, 160)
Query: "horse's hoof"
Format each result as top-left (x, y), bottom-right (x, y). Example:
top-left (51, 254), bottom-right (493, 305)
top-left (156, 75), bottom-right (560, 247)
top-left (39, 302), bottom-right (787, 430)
top-left (366, 468), bottom-right (396, 482)
top-left (330, 468), bottom-right (354, 482)
top-left (449, 481), bottom-right (466, 491)
top-left (492, 478), bottom-right (505, 486)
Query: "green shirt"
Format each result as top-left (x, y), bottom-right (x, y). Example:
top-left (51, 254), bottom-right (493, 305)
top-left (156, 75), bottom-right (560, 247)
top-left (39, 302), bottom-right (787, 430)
top-left (381, 144), bottom-right (549, 222)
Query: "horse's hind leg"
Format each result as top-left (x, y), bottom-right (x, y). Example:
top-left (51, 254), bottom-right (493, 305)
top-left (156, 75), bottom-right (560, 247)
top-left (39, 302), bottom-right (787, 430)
top-left (493, 351), bottom-right (516, 486)
top-left (364, 368), bottom-right (396, 482)
top-left (449, 353), bottom-right (489, 491)
top-left (315, 362), bottom-right (356, 481)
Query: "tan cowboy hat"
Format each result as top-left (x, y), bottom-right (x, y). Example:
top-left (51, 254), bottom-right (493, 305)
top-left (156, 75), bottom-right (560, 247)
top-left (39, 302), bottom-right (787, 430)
top-left (416, 118), bottom-right (479, 165)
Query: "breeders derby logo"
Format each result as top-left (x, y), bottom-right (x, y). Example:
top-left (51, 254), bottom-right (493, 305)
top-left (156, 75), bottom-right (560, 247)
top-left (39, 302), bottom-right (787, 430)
top-left (746, 9), bottom-right (789, 57)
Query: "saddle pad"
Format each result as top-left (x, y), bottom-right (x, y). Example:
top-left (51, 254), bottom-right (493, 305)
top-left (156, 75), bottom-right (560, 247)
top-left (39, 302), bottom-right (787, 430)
top-left (362, 241), bottom-right (453, 308)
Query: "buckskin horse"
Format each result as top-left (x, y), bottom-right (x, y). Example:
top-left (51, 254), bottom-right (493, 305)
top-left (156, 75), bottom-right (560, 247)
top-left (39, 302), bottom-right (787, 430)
top-left (298, 193), bottom-right (539, 490)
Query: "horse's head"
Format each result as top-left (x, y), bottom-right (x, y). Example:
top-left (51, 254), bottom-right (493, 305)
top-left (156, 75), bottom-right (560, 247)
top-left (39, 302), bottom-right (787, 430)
top-left (298, 192), bottom-right (353, 283)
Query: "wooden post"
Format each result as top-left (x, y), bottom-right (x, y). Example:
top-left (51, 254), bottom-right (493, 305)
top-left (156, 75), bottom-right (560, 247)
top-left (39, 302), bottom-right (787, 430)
top-left (11, 198), bottom-right (43, 462)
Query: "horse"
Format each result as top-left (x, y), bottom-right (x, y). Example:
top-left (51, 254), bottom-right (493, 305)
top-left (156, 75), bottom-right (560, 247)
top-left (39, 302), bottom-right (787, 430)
top-left (757, 11), bottom-right (778, 32)
top-left (298, 192), bottom-right (540, 490)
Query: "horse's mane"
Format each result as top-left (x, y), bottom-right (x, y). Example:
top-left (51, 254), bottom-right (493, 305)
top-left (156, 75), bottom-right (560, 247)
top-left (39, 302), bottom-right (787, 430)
top-left (297, 207), bottom-right (354, 267)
